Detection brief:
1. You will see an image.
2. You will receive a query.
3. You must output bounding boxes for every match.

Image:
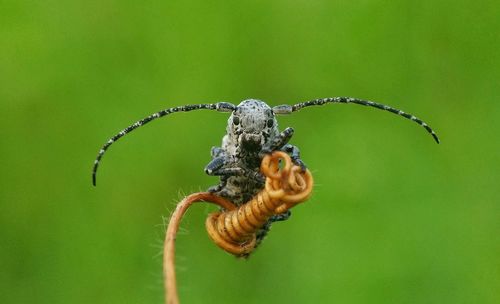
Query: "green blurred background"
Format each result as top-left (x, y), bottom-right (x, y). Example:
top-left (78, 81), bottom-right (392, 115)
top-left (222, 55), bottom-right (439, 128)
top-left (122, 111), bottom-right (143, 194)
top-left (1, 1), bottom-right (498, 303)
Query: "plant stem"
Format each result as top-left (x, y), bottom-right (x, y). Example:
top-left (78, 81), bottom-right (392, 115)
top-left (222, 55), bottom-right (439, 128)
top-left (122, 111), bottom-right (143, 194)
top-left (163, 192), bottom-right (236, 304)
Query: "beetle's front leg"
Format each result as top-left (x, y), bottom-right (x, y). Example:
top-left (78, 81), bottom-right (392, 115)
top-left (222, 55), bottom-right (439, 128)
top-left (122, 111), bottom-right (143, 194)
top-left (205, 156), bottom-right (264, 192)
top-left (205, 155), bottom-right (233, 192)
top-left (260, 127), bottom-right (307, 170)
top-left (204, 155), bottom-right (227, 175)
top-left (205, 156), bottom-right (249, 177)
top-left (260, 127), bottom-right (294, 156)
top-left (282, 144), bottom-right (307, 171)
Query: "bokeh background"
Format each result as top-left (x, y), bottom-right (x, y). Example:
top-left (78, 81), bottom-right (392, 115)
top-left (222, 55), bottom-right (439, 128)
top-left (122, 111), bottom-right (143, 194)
top-left (1, 1), bottom-right (498, 303)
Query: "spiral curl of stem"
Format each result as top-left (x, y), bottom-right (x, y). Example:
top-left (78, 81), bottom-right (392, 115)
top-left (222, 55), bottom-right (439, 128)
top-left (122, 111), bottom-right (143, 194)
top-left (205, 151), bottom-right (314, 256)
top-left (164, 151), bottom-right (314, 303)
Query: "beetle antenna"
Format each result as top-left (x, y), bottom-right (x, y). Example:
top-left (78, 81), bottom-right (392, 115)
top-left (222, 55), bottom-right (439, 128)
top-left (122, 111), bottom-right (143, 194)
top-left (288, 97), bottom-right (439, 144)
top-left (92, 102), bottom-right (236, 186)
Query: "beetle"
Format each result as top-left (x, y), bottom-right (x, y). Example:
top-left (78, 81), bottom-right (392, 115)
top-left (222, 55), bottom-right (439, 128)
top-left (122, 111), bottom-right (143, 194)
top-left (92, 97), bottom-right (439, 245)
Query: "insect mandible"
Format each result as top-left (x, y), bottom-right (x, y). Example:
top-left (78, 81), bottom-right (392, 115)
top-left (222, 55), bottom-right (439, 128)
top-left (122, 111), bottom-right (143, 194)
top-left (92, 97), bottom-right (439, 245)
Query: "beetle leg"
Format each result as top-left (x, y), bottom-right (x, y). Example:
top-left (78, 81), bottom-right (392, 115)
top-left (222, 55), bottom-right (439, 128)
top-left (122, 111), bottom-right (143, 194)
top-left (207, 158), bottom-right (263, 186)
top-left (272, 127), bottom-right (294, 150)
top-left (269, 210), bottom-right (292, 222)
top-left (260, 127), bottom-right (295, 158)
top-left (204, 156), bottom-right (229, 175)
top-left (281, 144), bottom-right (307, 171)
top-left (210, 146), bottom-right (224, 158)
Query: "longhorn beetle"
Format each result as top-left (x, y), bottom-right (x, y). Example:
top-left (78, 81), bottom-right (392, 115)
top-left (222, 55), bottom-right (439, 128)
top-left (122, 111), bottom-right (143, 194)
top-left (92, 97), bottom-right (439, 246)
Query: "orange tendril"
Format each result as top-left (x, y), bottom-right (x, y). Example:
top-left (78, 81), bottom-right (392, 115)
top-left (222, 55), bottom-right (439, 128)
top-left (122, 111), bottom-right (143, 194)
top-left (164, 151), bottom-right (314, 304)
top-left (205, 151), bottom-right (313, 256)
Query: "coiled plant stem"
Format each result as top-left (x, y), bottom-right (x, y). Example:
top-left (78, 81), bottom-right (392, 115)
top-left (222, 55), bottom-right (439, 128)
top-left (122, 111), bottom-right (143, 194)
top-left (163, 152), bottom-right (313, 304)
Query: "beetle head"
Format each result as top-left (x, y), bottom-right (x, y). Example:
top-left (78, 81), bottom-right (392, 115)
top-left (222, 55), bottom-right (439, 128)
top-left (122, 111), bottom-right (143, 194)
top-left (228, 99), bottom-right (279, 150)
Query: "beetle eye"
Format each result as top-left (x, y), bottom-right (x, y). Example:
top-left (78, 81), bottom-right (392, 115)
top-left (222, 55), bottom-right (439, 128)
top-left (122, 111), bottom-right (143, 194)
top-left (267, 119), bottom-right (274, 128)
top-left (233, 116), bottom-right (240, 125)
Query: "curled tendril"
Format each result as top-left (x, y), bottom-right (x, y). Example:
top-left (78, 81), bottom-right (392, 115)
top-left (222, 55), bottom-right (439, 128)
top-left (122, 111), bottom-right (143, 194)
top-left (205, 151), bottom-right (314, 256)
top-left (164, 151), bottom-right (314, 304)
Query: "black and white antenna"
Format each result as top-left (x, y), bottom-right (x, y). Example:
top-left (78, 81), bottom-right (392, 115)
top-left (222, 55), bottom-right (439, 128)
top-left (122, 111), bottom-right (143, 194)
top-left (92, 102), bottom-right (235, 186)
top-left (273, 97), bottom-right (439, 144)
